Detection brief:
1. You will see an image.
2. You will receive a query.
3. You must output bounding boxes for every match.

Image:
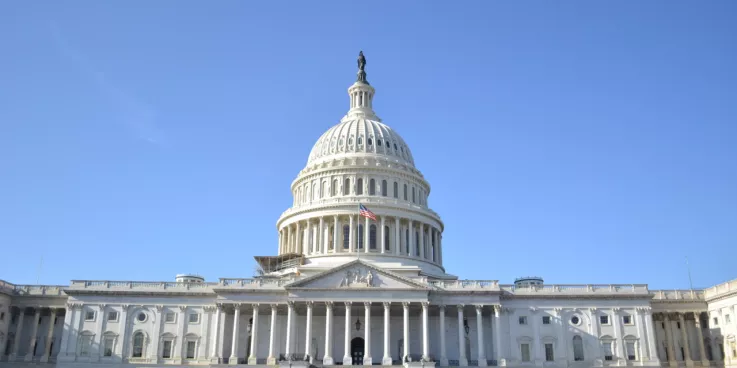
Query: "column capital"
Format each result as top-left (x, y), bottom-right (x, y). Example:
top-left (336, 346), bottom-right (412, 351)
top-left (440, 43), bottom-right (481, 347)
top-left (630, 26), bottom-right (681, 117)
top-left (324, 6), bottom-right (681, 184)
top-left (612, 307), bottom-right (621, 314)
top-left (305, 301), bottom-right (314, 308)
top-left (421, 301), bottom-right (430, 308)
top-left (155, 304), bottom-right (164, 312)
top-left (589, 307), bottom-right (598, 314)
top-left (344, 301), bottom-right (353, 307)
top-left (457, 304), bottom-right (465, 310)
top-left (383, 302), bottom-right (391, 309)
top-left (364, 302), bottom-right (372, 308)
top-left (438, 304), bottom-right (446, 311)
top-left (492, 305), bottom-right (503, 315)
top-left (252, 303), bottom-right (260, 311)
top-left (474, 304), bottom-right (484, 313)
top-left (216, 303), bottom-right (225, 311)
top-left (270, 304), bottom-right (279, 312)
top-left (529, 307), bottom-right (539, 314)
top-left (97, 303), bottom-right (107, 310)
top-left (179, 305), bottom-right (188, 312)
top-left (325, 301), bottom-right (334, 308)
top-left (402, 302), bottom-right (410, 309)
top-left (553, 307), bottom-right (563, 314)
top-left (286, 301), bottom-right (295, 308)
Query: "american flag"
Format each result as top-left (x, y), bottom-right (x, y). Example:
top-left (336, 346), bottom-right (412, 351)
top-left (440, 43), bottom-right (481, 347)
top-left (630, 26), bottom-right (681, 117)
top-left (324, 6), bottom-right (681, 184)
top-left (359, 203), bottom-right (377, 221)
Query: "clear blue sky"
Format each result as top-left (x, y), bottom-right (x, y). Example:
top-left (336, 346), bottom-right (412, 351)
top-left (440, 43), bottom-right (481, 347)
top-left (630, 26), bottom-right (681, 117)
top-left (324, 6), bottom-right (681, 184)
top-left (1, 1), bottom-right (735, 289)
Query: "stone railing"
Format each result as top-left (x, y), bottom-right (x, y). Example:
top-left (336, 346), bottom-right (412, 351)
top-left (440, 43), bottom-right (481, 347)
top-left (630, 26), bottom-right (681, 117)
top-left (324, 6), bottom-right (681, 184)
top-left (68, 280), bottom-right (217, 292)
top-left (217, 278), bottom-right (295, 289)
top-left (650, 289), bottom-right (705, 301)
top-left (0, 280), bottom-right (67, 296)
top-left (500, 284), bottom-right (650, 295)
top-left (429, 280), bottom-right (500, 290)
top-left (703, 278), bottom-right (737, 300)
top-left (280, 197), bottom-right (441, 220)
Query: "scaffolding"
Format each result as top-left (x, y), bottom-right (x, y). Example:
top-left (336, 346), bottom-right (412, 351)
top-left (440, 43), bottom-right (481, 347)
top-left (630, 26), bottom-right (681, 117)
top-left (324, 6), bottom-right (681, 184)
top-left (253, 253), bottom-right (305, 276)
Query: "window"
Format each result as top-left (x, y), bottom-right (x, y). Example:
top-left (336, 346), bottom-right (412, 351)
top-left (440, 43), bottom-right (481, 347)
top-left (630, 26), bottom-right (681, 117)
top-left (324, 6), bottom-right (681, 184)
top-left (132, 332), bottom-right (144, 358)
top-left (107, 312), bottom-right (119, 322)
top-left (415, 231), bottom-right (420, 256)
top-left (600, 315), bottom-right (610, 325)
top-left (726, 314), bottom-right (731, 324)
top-left (571, 316), bottom-right (581, 325)
top-left (542, 316), bottom-right (551, 324)
top-left (162, 340), bottom-right (173, 359)
top-left (403, 184), bottom-right (407, 200)
top-left (626, 341), bottom-right (636, 360)
top-left (521, 343), bottom-right (531, 362)
top-left (602, 340), bottom-right (613, 361)
top-left (344, 178), bottom-right (350, 195)
top-left (357, 179), bottom-right (363, 195)
top-left (0, 312), bottom-right (4, 321)
top-left (573, 336), bottom-right (585, 361)
top-left (519, 316), bottom-right (528, 325)
top-left (393, 182), bottom-right (398, 198)
top-left (357, 137), bottom-right (363, 145)
top-left (186, 341), bottom-right (196, 359)
top-left (713, 317), bottom-right (719, 326)
top-left (189, 313), bottom-right (199, 323)
top-left (381, 180), bottom-right (387, 196)
top-left (676, 321), bottom-right (681, 329)
top-left (545, 343), bottom-right (554, 361)
top-left (369, 225), bottom-right (377, 249)
top-left (165, 312), bottom-right (176, 323)
top-left (332, 179), bottom-right (338, 196)
top-left (79, 333), bottom-right (93, 356)
top-left (623, 315), bottom-right (633, 325)
top-left (369, 179), bottom-right (376, 195)
top-left (343, 225), bottom-right (350, 249)
top-left (103, 336), bottom-right (114, 357)
top-left (136, 312), bottom-right (147, 322)
top-left (358, 224), bottom-right (364, 249)
top-left (384, 226), bottom-right (391, 251)
top-left (368, 137), bottom-right (373, 146)
top-left (405, 229), bottom-right (409, 254)
top-left (85, 311), bottom-right (95, 321)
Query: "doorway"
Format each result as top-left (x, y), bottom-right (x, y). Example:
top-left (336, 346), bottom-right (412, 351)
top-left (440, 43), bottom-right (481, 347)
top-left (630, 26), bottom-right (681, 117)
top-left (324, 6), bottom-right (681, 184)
top-left (351, 337), bottom-right (365, 365)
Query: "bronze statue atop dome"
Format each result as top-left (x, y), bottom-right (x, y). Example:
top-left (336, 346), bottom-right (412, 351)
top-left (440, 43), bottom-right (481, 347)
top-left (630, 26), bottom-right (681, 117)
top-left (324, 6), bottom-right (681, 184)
top-left (356, 51), bottom-right (369, 84)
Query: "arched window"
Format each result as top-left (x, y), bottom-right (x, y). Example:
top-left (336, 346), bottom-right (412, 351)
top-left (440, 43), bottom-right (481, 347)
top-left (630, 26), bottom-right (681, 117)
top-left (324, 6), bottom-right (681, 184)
top-left (343, 225), bottom-right (350, 249)
top-left (403, 184), bottom-right (408, 200)
top-left (384, 226), bottom-right (391, 251)
top-left (369, 225), bottom-right (377, 249)
top-left (344, 178), bottom-right (350, 195)
top-left (358, 224), bottom-right (364, 249)
top-left (132, 332), bottom-right (145, 358)
top-left (321, 181), bottom-right (327, 198)
top-left (405, 229), bottom-right (410, 254)
top-left (393, 182), bottom-right (398, 198)
top-left (382, 180), bottom-right (388, 196)
top-left (415, 231), bottom-right (420, 256)
top-left (573, 335), bottom-right (584, 361)
top-left (369, 179), bottom-right (376, 195)
top-left (358, 136), bottom-right (363, 145)
top-left (312, 183), bottom-right (318, 201)
top-left (357, 178), bottom-right (363, 195)
top-left (332, 179), bottom-right (338, 196)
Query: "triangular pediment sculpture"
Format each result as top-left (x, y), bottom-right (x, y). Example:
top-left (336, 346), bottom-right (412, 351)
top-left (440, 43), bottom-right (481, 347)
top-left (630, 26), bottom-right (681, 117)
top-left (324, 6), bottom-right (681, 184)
top-left (287, 260), bottom-right (428, 290)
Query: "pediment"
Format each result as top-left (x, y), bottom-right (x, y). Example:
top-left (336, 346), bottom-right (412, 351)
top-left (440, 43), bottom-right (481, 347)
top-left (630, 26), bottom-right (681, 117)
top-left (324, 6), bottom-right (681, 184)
top-left (287, 260), bottom-right (428, 290)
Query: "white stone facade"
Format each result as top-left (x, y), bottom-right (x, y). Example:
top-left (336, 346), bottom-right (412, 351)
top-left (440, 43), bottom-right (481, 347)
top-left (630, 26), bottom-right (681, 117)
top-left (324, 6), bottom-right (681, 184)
top-left (1, 54), bottom-right (735, 368)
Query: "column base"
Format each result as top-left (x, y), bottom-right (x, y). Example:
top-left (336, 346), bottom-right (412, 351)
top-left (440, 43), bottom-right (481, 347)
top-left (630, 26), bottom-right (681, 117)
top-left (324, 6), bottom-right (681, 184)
top-left (323, 356), bottom-right (334, 365)
top-left (669, 360), bottom-right (678, 367)
top-left (616, 358), bottom-right (626, 366)
top-left (343, 355), bottom-right (352, 365)
top-left (498, 358), bottom-right (508, 366)
top-left (363, 356), bottom-right (373, 365)
top-left (40, 356), bottom-right (50, 363)
top-left (700, 360), bottom-right (710, 366)
top-left (229, 356), bottom-right (240, 365)
top-left (477, 358), bottom-right (488, 366)
top-left (383, 356), bottom-right (394, 365)
top-left (248, 356), bottom-right (258, 365)
top-left (459, 357), bottom-right (469, 366)
top-left (24, 354), bottom-right (34, 362)
top-left (7, 354), bottom-right (18, 362)
top-left (267, 356), bottom-right (277, 365)
top-left (439, 357), bottom-right (449, 366)
top-left (210, 357), bottom-right (221, 364)
top-left (685, 359), bottom-right (694, 367)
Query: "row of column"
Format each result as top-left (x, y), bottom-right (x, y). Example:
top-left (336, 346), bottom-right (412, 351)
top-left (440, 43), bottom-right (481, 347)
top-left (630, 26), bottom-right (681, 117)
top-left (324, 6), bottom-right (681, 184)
top-left (656, 311), bottom-right (713, 366)
top-left (278, 215), bottom-right (443, 263)
top-left (5, 307), bottom-right (60, 362)
top-left (221, 302), bottom-right (499, 366)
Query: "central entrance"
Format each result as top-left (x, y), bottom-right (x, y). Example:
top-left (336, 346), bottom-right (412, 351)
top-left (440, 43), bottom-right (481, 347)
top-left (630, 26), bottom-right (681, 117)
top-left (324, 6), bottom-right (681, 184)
top-left (351, 337), bottom-right (365, 365)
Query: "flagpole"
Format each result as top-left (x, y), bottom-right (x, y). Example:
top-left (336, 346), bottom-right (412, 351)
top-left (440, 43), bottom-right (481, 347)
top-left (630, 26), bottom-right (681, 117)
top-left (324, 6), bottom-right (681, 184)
top-left (357, 203), bottom-right (361, 262)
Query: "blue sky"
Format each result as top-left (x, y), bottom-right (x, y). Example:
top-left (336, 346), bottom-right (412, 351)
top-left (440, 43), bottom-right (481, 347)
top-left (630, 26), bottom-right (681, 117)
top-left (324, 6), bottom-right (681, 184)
top-left (1, 1), bottom-right (735, 289)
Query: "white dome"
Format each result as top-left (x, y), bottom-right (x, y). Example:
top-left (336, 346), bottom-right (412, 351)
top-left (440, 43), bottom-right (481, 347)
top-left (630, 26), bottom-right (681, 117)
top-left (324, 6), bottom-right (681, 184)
top-left (307, 118), bottom-right (415, 168)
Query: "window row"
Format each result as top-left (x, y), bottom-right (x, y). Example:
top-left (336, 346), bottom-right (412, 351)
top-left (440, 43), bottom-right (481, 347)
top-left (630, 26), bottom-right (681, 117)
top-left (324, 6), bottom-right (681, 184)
top-left (314, 135), bottom-right (411, 161)
top-left (517, 313), bottom-right (634, 326)
top-left (84, 310), bottom-right (200, 324)
top-left (518, 336), bottom-right (638, 363)
top-left (79, 331), bottom-right (200, 360)
top-left (295, 177), bottom-right (428, 206)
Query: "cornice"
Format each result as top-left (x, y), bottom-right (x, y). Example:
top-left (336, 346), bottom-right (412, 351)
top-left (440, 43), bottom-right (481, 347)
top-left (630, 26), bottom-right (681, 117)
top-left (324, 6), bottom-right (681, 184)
top-left (277, 201), bottom-right (443, 229)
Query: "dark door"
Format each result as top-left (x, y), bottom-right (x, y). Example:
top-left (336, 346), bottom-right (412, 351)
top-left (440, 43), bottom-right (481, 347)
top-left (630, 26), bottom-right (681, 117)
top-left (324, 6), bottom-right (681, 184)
top-left (351, 337), bottom-right (365, 365)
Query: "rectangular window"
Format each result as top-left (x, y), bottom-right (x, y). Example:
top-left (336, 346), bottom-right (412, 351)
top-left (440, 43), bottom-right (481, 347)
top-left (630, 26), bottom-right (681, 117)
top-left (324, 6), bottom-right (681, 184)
top-left (162, 340), bottom-right (173, 359)
top-left (626, 342), bottom-right (636, 360)
top-left (186, 341), bottom-right (196, 359)
top-left (107, 312), bottom-right (119, 322)
top-left (80, 335), bottom-right (93, 356)
top-left (545, 343), bottom-right (554, 361)
top-left (0, 311), bottom-right (4, 321)
top-left (85, 311), bottom-right (95, 321)
top-left (603, 341), bottom-right (613, 361)
top-left (713, 317), bottom-right (719, 326)
top-left (726, 314), bottom-right (731, 324)
top-left (103, 337), bottom-right (114, 357)
top-left (189, 313), bottom-right (200, 323)
top-left (519, 316), bottom-right (528, 325)
top-left (600, 315), bottom-right (610, 325)
top-left (542, 316), bottom-right (551, 324)
top-left (165, 312), bottom-right (176, 323)
top-left (521, 343), bottom-right (531, 362)
top-left (623, 315), bottom-right (632, 325)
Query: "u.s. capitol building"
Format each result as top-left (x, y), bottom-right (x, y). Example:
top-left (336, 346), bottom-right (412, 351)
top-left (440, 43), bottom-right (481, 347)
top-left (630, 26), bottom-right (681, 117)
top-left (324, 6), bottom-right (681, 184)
top-left (1, 53), bottom-right (735, 368)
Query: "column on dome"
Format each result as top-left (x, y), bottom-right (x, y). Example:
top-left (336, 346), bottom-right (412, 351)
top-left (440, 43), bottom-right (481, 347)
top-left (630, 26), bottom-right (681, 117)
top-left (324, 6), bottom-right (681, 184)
top-left (394, 218), bottom-right (401, 255)
top-left (296, 221), bottom-right (301, 254)
top-left (408, 220), bottom-right (414, 257)
top-left (364, 215), bottom-right (370, 253)
top-left (319, 217), bottom-right (325, 254)
top-left (419, 223), bottom-right (425, 259)
top-left (278, 230), bottom-right (283, 254)
top-left (313, 223), bottom-right (319, 254)
top-left (380, 216), bottom-right (386, 253)
top-left (438, 232), bottom-right (443, 264)
top-left (286, 226), bottom-right (292, 255)
top-left (333, 215), bottom-right (339, 253)
top-left (349, 216), bottom-right (355, 253)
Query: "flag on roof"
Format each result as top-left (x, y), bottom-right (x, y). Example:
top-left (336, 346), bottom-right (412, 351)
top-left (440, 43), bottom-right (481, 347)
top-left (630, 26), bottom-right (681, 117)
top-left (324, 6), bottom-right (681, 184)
top-left (359, 203), bottom-right (377, 221)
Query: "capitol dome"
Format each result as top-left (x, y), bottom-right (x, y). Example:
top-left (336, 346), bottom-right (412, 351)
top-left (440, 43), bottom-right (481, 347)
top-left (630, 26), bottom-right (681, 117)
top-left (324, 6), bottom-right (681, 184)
top-left (273, 52), bottom-right (447, 278)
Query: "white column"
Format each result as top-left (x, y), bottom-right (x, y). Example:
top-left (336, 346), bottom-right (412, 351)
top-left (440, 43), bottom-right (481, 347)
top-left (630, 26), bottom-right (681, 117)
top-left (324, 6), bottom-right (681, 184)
top-left (278, 230), bottom-right (283, 254)
top-left (349, 216), bottom-right (355, 253)
top-left (296, 222), bottom-right (301, 254)
top-left (324, 302), bottom-right (334, 365)
top-left (678, 312), bottom-right (693, 365)
top-left (612, 308), bottom-right (626, 364)
top-left (285, 302), bottom-right (294, 358)
top-left (211, 304), bottom-right (222, 362)
top-left (422, 302), bottom-right (430, 361)
top-left (531, 308), bottom-right (542, 365)
top-left (319, 217), bottom-right (324, 254)
top-left (382, 302), bottom-right (392, 365)
top-left (408, 220), bottom-right (414, 256)
top-left (267, 305), bottom-right (278, 365)
top-left (248, 305), bottom-right (260, 365)
top-left (458, 305), bottom-right (468, 366)
top-left (553, 308), bottom-right (565, 364)
top-left (24, 308), bottom-right (42, 361)
top-left (476, 305), bottom-right (487, 366)
top-left (380, 216), bottom-right (386, 253)
top-left (403, 302), bottom-right (410, 362)
top-left (230, 305), bottom-right (241, 365)
top-left (175, 306), bottom-right (187, 361)
top-left (118, 305), bottom-right (131, 358)
top-left (694, 312), bottom-right (708, 365)
top-left (304, 302), bottom-right (313, 362)
top-left (643, 309), bottom-right (658, 362)
top-left (312, 223), bottom-right (318, 254)
top-left (324, 219), bottom-right (330, 254)
top-left (364, 216), bottom-right (370, 253)
top-left (286, 226), bottom-right (292, 254)
top-left (59, 304), bottom-right (75, 357)
top-left (10, 309), bottom-right (26, 360)
top-left (439, 305), bottom-right (449, 366)
top-left (364, 302), bottom-right (373, 365)
top-left (150, 305), bottom-right (163, 361)
top-left (663, 313), bottom-right (676, 366)
top-left (39, 308), bottom-right (58, 362)
top-left (419, 224), bottom-right (426, 259)
top-left (343, 302), bottom-right (352, 365)
top-left (333, 216), bottom-right (339, 253)
top-left (493, 305), bottom-right (504, 366)
top-left (438, 232), bottom-right (443, 264)
top-left (394, 218), bottom-right (400, 255)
